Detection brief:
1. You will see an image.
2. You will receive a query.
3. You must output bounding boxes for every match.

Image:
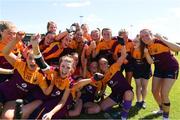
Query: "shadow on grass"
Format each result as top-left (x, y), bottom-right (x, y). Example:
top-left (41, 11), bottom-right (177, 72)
top-left (139, 113), bottom-right (162, 120)
top-left (74, 104), bottom-right (151, 119)
top-left (128, 105), bottom-right (141, 119)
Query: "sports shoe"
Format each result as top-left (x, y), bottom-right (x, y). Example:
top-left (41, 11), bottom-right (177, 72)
top-left (135, 102), bottom-right (142, 108)
top-left (141, 101), bottom-right (146, 109)
top-left (152, 109), bottom-right (163, 114)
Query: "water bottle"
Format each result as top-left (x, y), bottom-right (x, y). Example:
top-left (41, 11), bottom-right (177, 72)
top-left (15, 99), bottom-right (23, 119)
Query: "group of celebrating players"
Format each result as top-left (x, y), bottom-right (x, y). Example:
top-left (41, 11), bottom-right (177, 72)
top-left (0, 20), bottom-right (179, 120)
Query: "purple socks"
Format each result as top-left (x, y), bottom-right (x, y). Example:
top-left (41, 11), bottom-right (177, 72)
top-left (121, 100), bottom-right (132, 118)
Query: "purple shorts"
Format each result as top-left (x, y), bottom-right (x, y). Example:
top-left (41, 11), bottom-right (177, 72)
top-left (29, 95), bottom-right (73, 119)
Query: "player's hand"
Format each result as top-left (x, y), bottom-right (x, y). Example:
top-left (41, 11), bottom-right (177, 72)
top-left (30, 34), bottom-right (41, 45)
top-left (117, 36), bottom-right (125, 45)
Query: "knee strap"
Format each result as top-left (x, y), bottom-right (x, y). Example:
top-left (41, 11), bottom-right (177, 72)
top-left (162, 103), bottom-right (170, 113)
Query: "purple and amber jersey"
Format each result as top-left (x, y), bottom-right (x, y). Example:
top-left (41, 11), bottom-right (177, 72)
top-left (95, 40), bottom-right (117, 64)
top-left (14, 59), bottom-right (47, 88)
top-left (45, 68), bottom-right (72, 90)
top-left (69, 40), bottom-right (78, 49)
top-left (0, 39), bottom-right (24, 69)
top-left (131, 49), bottom-right (150, 66)
top-left (0, 56), bottom-right (13, 69)
top-left (39, 39), bottom-right (49, 52)
top-left (42, 42), bottom-right (76, 65)
top-left (95, 40), bottom-right (116, 54)
top-left (77, 79), bottom-right (102, 103)
top-left (113, 44), bottom-right (123, 60)
top-left (0, 59), bottom-right (49, 102)
top-left (42, 42), bottom-right (64, 60)
top-left (0, 38), bottom-right (10, 56)
top-left (147, 39), bottom-right (179, 71)
top-left (83, 34), bottom-right (92, 41)
top-left (102, 62), bottom-right (132, 93)
top-left (114, 39), bottom-right (133, 62)
top-left (125, 39), bottom-right (133, 53)
top-left (131, 49), bottom-right (152, 79)
top-left (90, 81), bottom-right (103, 92)
top-left (102, 63), bottom-right (121, 85)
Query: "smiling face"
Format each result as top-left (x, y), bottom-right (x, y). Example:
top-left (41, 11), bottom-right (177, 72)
top-left (44, 33), bottom-right (55, 46)
top-left (47, 22), bottom-right (57, 33)
top-left (89, 61), bottom-right (98, 74)
top-left (59, 56), bottom-right (74, 78)
top-left (121, 32), bottom-right (128, 40)
top-left (91, 29), bottom-right (100, 41)
top-left (81, 24), bottom-right (89, 34)
top-left (0, 21), bottom-right (17, 41)
top-left (102, 28), bottom-right (112, 41)
top-left (2, 28), bottom-right (17, 41)
top-left (75, 30), bottom-right (83, 43)
top-left (26, 52), bottom-right (37, 71)
top-left (62, 34), bottom-right (73, 48)
top-left (140, 29), bottom-right (154, 45)
top-left (118, 29), bottom-right (128, 41)
top-left (99, 58), bottom-right (109, 73)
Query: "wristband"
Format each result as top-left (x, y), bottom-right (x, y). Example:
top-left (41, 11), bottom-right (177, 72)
top-left (34, 55), bottom-right (49, 71)
top-left (34, 53), bottom-right (42, 59)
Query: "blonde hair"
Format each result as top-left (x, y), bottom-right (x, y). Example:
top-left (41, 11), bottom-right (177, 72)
top-left (118, 29), bottom-right (128, 36)
top-left (47, 21), bottom-right (57, 31)
top-left (102, 28), bottom-right (112, 35)
top-left (99, 57), bottom-right (108, 64)
top-left (140, 29), bottom-right (152, 35)
top-left (0, 20), bottom-right (16, 40)
top-left (59, 55), bottom-right (74, 66)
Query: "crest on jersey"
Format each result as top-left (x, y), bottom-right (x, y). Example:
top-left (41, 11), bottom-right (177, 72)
top-left (21, 83), bottom-right (27, 88)
top-left (56, 90), bottom-right (61, 95)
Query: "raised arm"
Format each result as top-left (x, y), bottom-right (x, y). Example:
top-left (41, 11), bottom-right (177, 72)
top-left (55, 31), bottom-right (68, 41)
top-left (116, 37), bottom-right (126, 67)
top-left (81, 44), bottom-right (88, 78)
top-left (87, 41), bottom-right (96, 56)
top-left (2, 32), bottom-right (25, 66)
top-left (91, 41), bottom-right (98, 58)
top-left (30, 34), bottom-right (50, 72)
top-left (155, 34), bottom-right (180, 52)
top-left (92, 49), bottom-right (98, 58)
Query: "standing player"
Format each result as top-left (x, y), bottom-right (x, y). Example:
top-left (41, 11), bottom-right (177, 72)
top-left (118, 29), bottom-right (134, 84)
top-left (131, 35), bottom-right (152, 109)
top-left (140, 29), bottom-right (180, 120)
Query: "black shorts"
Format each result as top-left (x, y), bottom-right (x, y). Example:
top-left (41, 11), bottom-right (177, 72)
top-left (133, 70), bottom-right (152, 79)
top-left (154, 69), bottom-right (179, 79)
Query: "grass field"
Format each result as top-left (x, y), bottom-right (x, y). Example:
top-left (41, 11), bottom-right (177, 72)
top-left (77, 54), bottom-right (180, 120)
